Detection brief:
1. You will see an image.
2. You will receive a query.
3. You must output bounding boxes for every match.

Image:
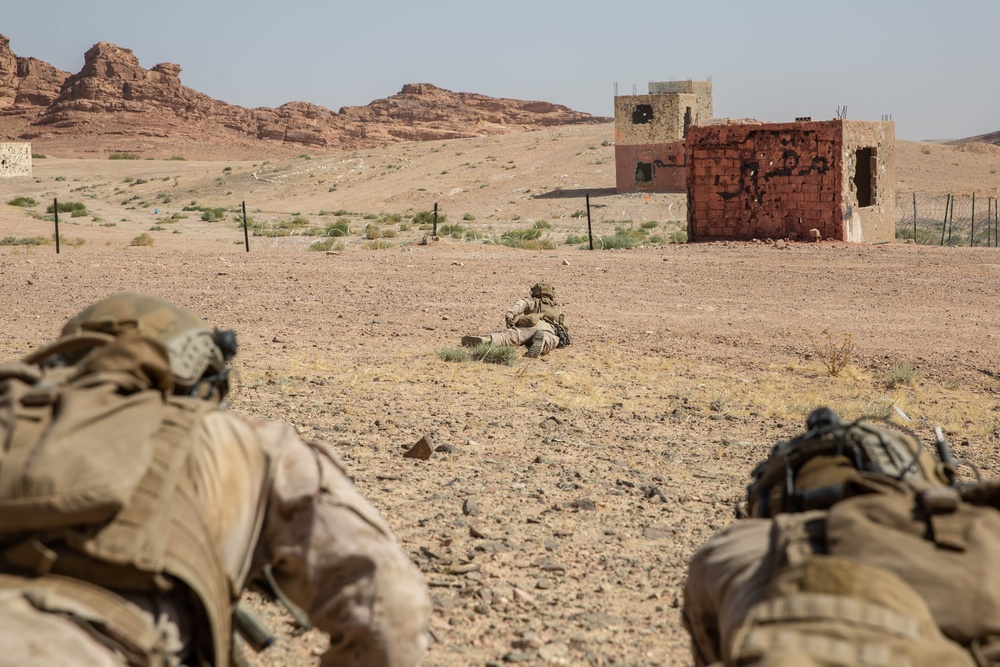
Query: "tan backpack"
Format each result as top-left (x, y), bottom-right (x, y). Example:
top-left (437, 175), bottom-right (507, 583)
top-left (746, 409), bottom-right (1000, 658)
top-left (0, 332), bottom-right (173, 534)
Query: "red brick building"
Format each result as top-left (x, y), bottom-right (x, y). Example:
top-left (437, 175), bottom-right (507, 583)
top-left (614, 80), bottom-right (712, 193)
top-left (685, 120), bottom-right (895, 242)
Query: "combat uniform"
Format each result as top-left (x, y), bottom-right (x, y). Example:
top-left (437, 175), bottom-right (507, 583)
top-left (462, 283), bottom-right (568, 358)
top-left (0, 294), bottom-right (430, 667)
top-left (681, 410), bottom-right (1000, 667)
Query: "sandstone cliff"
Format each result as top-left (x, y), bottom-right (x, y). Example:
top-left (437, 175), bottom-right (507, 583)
top-left (0, 36), bottom-right (609, 158)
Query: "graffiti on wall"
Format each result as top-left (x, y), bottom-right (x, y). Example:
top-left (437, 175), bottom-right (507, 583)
top-left (714, 132), bottom-right (830, 202)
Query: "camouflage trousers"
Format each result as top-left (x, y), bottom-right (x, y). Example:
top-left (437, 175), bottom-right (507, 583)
top-left (488, 322), bottom-right (559, 355)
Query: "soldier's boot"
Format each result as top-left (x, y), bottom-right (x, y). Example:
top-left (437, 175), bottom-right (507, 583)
top-left (525, 335), bottom-right (545, 358)
top-left (462, 335), bottom-right (489, 348)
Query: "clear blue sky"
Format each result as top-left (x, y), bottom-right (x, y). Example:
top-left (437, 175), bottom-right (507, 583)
top-left (5, 0), bottom-right (997, 141)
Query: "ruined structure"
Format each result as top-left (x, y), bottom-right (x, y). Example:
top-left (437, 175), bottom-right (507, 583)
top-left (614, 80), bottom-right (712, 193)
top-left (685, 120), bottom-right (895, 242)
top-left (0, 141), bottom-right (30, 177)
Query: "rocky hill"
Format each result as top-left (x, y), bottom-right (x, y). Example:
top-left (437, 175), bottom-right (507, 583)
top-left (0, 35), bottom-right (609, 158)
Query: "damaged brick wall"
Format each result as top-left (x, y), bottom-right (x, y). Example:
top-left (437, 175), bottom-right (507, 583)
top-left (615, 141), bottom-right (686, 193)
top-left (0, 142), bottom-right (31, 178)
top-left (614, 93), bottom-right (698, 146)
top-left (686, 120), bottom-right (894, 242)
top-left (647, 80), bottom-right (713, 125)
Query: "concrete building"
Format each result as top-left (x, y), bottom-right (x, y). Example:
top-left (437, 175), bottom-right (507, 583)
top-left (614, 80), bottom-right (712, 193)
top-left (685, 120), bottom-right (895, 242)
top-left (0, 143), bottom-right (32, 178)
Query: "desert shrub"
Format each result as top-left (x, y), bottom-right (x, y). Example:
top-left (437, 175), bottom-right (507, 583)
top-left (381, 213), bottom-right (402, 224)
top-left (150, 225), bottom-right (165, 231)
top-left (595, 228), bottom-right (645, 250)
top-left (57, 235), bottom-right (85, 248)
top-left (101, 222), bottom-right (117, 227)
top-left (380, 227), bottom-right (398, 238)
top-left (885, 362), bottom-right (923, 389)
top-left (31, 152), bottom-right (46, 159)
top-left (365, 239), bottom-right (394, 250)
top-left (131, 178), bottom-right (148, 186)
top-left (571, 210), bottom-right (586, 219)
top-left (807, 330), bottom-right (855, 377)
top-left (200, 208), bottom-right (227, 222)
top-left (462, 213), bottom-right (476, 221)
top-left (564, 234), bottom-right (586, 245)
top-left (169, 156), bottom-right (186, 161)
top-left (641, 220), bottom-right (660, 229)
top-left (0, 236), bottom-right (46, 246)
top-left (649, 235), bottom-right (665, 244)
top-left (412, 210), bottom-right (447, 227)
top-left (668, 230), bottom-right (688, 244)
top-left (501, 226), bottom-right (555, 250)
top-left (324, 220), bottom-right (351, 237)
top-left (895, 226), bottom-right (939, 245)
top-left (533, 220), bottom-right (552, 229)
top-left (276, 216), bottom-right (310, 230)
top-left (439, 223), bottom-right (466, 238)
top-left (130, 233), bottom-right (155, 247)
top-left (464, 230), bottom-right (482, 241)
top-left (398, 221), bottom-right (412, 232)
top-left (331, 209), bottom-right (351, 216)
top-left (469, 344), bottom-right (518, 366)
top-left (7, 197), bottom-right (36, 207)
top-left (437, 347), bottom-right (469, 363)
top-left (363, 213), bottom-right (378, 220)
top-left (109, 153), bottom-right (141, 160)
top-left (46, 201), bottom-right (88, 217)
top-left (309, 238), bottom-right (345, 251)
top-left (364, 223), bottom-right (383, 239)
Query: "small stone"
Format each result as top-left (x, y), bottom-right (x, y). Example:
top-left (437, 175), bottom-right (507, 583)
top-left (470, 523), bottom-right (489, 539)
top-left (809, 228), bottom-right (821, 241)
top-left (567, 498), bottom-right (596, 511)
top-left (403, 434), bottom-right (434, 460)
top-left (435, 443), bottom-right (458, 454)
top-left (535, 577), bottom-right (553, 590)
top-left (512, 587), bottom-right (535, 604)
top-left (539, 642), bottom-right (569, 661)
top-left (775, 239), bottom-right (787, 249)
top-left (441, 315), bottom-right (450, 320)
top-left (463, 498), bottom-right (480, 516)
top-left (534, 455), bottom-right (549, 464)
top-left (561, 259), bottom-right (570, 266)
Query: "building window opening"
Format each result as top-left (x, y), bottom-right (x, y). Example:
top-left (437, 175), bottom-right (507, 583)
top-left (635, 162), bottom-right (652, 185)
top-left (632, 104), bottom-right (654, 125)
top-left (683, 106), bottom-right (693, 138)
top-left (854, 147), bottom-right (876, 207)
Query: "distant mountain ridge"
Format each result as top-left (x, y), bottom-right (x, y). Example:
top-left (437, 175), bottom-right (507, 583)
top-left (0, 35), bottom-right (610, 158)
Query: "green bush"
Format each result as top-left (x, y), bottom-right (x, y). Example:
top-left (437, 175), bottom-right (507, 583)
top-left (310, 238), bottom-right (345, 251)
top-left (437, 347), bottom-right (469, 363)
top-left (200, 208), bottom-right (227, 222)
top-left (462, 213), bottom-right (476, 221)
top-left (169, 156), bottom-right (186, 161)
top-left (380, 213), bottom-right (402, 224)
top-left (886, 363), bottom-right (923, 389)
top-left (109, 153), bottom-right (141, 160)
top-left (366, 239), bottom-right (394, 250)
top-left (413, 210), bottom-right (447, 227)
top-left (668, 230), bottom-right (688, 244)
top-left (31, 152), bottom-right (46, 159)
top-left (46, 201), bottom-right (88, 217)
top-left (324, 220), bottom-right (352, 237)
top-left (7, 197), bottom-right (36, 207)
top-left (150, 225), bottom-right (165, 231)
top-left (565, 234), bottom-right (586, 245)
top-left (596, 229), bottom-right (645, 250)
top-left (439, 224), bottom-right (466, 239)
top-left (641, 220), bottom-right (660, 229)
top-left (130, 233), bottom-right (155, 246)
top-left (469, 344), bottom-right (518, 366)
top-left (0, 236), bottom-right (46, 246)
top-left (364, 223), bottom-right (383, 239)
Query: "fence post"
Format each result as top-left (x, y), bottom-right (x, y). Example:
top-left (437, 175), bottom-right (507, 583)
top-left (242, 201), bottom-right (250, 252)
top-left (53, 198), bottom-right (60, 254)
top-left (586, 193), bottom-right (593, 250)
top-left (971, 192), bottom-right (976, 246)
top-left (947, 194), bottom-right (955, 244)
top-left (912, 192), bottom-right (917, 243)
top-left (433, 202), bottom-right (438, 237)
top-left (941, 194), bottom-right (949, 245)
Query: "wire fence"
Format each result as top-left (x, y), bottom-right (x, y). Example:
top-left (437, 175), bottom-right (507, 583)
top-left (896, 193), bottom-right (1000, 246)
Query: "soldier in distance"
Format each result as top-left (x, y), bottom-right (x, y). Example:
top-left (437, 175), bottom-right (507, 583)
top-left (461, 282), bottom-right (570, 358)
top-left (0, 293), bottom-right (431, 666)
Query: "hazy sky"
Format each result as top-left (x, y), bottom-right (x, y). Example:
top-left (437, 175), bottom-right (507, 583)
top-left (5, 1), bottom-right (997, 141)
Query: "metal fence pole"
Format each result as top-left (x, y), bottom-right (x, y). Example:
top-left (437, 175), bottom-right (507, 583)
top-left (242, 201), bottom-right (250, 252)
top-left (912, 192), bottom-right (917, 243)
top-left (586, 193), bottom-right (593, 250)
top-left (971, 193), bottom-right (976, 246)
top-left (53, 198), bottom-right (60, 254)
top-left (433, 203), bottom-right (438, 237)
top-left (941, 194), bottom-right (950, 245)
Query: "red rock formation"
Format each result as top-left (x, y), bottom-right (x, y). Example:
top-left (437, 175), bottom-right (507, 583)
top-left (0, 35), bottom-right (609, 157)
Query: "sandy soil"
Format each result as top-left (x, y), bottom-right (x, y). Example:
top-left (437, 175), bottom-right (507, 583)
top-left (2, 124), bottom-right (1000, 667)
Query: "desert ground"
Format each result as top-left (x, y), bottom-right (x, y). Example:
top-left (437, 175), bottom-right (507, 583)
top-left (2, 123), bottom-right (1000, 666)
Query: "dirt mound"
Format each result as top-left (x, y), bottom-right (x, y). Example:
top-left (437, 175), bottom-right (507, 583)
top-left (0, 35), bottom-right (609, 159)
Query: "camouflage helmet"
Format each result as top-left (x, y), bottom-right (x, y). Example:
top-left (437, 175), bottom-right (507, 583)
top-left (530, 282), bottom-right (555, 299)
top-left (56, 293), bottom-right (236, 398)
top-left (746, 407), bottom-right (952, 518)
